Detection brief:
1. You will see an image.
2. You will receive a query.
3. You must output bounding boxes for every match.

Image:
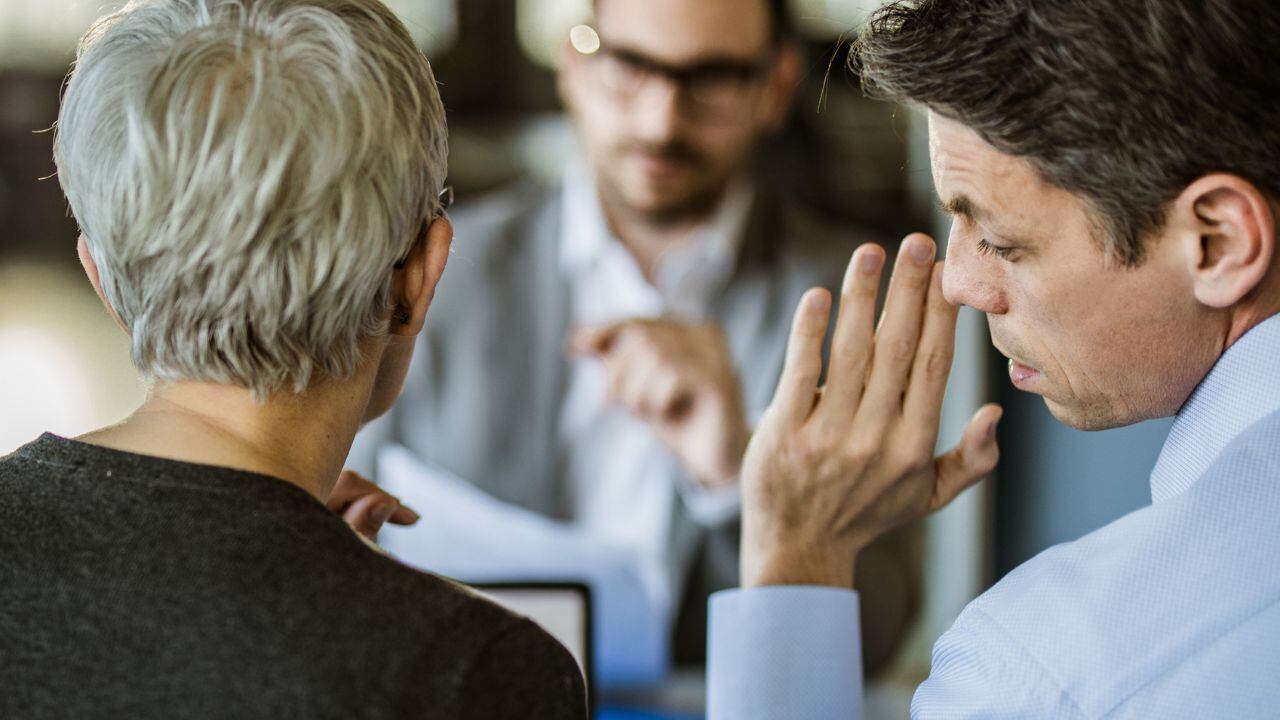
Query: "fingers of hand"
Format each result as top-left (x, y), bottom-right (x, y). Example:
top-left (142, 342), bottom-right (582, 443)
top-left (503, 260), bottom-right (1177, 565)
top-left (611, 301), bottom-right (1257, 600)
top-left (570, 323), bottom-right (622, 356)
top-left (820, 244), bottom-right (886, 418)
top-left (620, 355), bottom-right (663, 416)
top-left (931, 403), bottom-right (1003, 513)
top-left (652, 372), bottom-right (689, 421)
top-left (389, 505), bottom-right (420, 525)
top-left (857, 234), bottom-right (937, 426)
top-left (603, 337), bottom-right (653, 406)
top-left (901, 262), bottom-right (960, 455)
top-left (344, 493), bottom-right (397, 541)
top-left (331, 469), bottom-right (418, 535)
top-left (772, 288), bottom-right (832, 425)
top-left (327, 469), bottom-right (377, 510)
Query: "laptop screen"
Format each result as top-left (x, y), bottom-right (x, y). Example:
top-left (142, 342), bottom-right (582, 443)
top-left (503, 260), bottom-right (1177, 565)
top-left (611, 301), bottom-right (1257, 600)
top-left (473, 582), bottom-right (594, 693)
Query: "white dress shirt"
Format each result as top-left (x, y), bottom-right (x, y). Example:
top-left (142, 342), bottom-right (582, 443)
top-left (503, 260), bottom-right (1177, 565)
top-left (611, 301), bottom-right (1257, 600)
top-left (708, 313), bottom-right (1280, 718)
top-left (558, 164), bottom-right (753, 620)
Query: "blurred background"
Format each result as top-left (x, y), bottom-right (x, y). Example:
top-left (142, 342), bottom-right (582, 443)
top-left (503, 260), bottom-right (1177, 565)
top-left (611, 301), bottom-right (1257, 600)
top-left (0, 0), bottom-right (1173, 715)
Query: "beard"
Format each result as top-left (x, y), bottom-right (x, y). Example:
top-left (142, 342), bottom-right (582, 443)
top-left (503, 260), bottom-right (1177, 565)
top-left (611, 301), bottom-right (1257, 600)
top-left (598, 139), bottom-right (734, 227)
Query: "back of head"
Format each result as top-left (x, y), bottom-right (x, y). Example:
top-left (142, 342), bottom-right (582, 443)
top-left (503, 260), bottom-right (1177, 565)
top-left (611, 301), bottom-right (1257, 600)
top-left (853, 0), bottom-right (1280, 265)
top-left (55, 0), bottom-right (448, 399)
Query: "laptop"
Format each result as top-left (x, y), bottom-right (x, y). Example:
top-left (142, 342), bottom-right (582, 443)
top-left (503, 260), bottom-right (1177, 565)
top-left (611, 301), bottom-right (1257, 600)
top-left (473, 581), bottom-right (595, 708)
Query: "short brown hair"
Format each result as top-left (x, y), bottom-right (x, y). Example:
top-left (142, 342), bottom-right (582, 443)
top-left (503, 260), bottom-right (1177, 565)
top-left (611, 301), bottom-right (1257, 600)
top-left (853, 0), bottom-right (1280, 265)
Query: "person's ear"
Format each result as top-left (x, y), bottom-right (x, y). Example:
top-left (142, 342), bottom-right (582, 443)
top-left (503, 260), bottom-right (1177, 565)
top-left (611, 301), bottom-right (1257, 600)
top-left (761, 42), bottom-right (802, 131)
top-left (390, 216), bottom-right (453, 337)
top-left (1176, 174), bottom-right (1275, 309)
top-left (77, 233), bottom-right (129, 335)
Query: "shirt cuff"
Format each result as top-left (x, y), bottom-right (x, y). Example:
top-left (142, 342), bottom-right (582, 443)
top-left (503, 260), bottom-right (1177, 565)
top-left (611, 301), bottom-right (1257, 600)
top-left (707, 586), bottom-right (864, 720)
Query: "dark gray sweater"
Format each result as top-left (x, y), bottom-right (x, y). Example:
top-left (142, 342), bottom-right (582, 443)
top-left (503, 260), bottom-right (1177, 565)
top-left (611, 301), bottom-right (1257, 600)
top-left (0, 434), bottom-right (587, 720)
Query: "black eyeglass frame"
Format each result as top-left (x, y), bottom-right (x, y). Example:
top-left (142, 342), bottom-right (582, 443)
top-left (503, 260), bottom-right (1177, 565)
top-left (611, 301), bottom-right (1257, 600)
top-left (574, 26), bottom-right (778, 120)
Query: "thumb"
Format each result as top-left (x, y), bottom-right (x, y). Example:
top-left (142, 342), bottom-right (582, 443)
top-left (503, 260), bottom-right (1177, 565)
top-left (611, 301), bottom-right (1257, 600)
top-left (930, 404), bottom-right (1002, 513)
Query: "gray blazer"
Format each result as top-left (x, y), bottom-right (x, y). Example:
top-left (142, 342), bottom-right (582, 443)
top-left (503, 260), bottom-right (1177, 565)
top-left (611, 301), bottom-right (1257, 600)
top-left (353, 182), bottom-right (910, 665)
top-left (362, 182), bottom-right (858, 510)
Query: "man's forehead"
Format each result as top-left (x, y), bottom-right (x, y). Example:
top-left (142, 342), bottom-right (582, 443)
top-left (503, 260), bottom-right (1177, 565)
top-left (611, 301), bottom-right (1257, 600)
top-left (595, 0), bottom-right (771, 62)
top-left (926, 111), bottom-right (1093, 246)
top-left (928, 114), bottom-right (1023, 197)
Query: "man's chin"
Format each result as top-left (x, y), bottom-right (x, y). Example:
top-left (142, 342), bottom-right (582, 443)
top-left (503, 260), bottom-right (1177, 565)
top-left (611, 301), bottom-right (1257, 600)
top-left (1042, 396), bottom-right (1132, 432)
top-left (618, 184), bottom-right (720, 223)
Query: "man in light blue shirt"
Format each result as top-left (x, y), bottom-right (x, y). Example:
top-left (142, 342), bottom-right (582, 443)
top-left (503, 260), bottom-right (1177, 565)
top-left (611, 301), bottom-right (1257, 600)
top-left (707, 0), bottom-right (1280, 717)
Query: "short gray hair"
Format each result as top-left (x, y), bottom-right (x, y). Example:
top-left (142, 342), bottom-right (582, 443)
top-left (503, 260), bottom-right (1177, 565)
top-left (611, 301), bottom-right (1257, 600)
top-left (55, 0), bottom-right (448, 398)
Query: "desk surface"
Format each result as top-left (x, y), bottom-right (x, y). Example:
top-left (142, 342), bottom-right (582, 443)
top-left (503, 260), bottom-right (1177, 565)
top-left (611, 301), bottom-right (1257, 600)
top-left (596, 670), bottom-right (916, 720)
top-left (597, 710), bottom-right (701, 720)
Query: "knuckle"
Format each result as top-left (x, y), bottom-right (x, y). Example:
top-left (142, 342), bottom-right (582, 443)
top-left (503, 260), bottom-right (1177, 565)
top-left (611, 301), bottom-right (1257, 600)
top-left (890, 436), bottom-right (935, 474)
top-left (848, 433), bottom-right (885, 465)
top-left (896, 450), bottom-right (932, 477)
top-left (921, 348), bottom-right (954, 382)
top-left (903, 262), bottom-right (933, 288)
top-left (788, 359), bottom-right (822, 387)
top-left (814, 454), bottom-right (848, 482)
top-left (884, 337), bottom-right (916, 364)
top-left (833, 341), bottom-right (869, 365)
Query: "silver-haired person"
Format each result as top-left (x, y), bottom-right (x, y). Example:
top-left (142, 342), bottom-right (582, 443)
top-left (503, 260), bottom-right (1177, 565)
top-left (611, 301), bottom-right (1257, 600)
top-left (0, 0), bottom-right (586, 717)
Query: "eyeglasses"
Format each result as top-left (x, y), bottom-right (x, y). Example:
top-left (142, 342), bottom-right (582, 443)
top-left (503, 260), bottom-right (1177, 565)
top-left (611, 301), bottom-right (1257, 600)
top-left (394, 185), bottom-right (454, 270)
top-left (570, 25), bottom-right (774, 124)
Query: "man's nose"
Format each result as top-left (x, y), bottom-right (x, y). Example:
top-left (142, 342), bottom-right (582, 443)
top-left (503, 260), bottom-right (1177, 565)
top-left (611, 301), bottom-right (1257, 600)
top-left (631, 80), bottom-right (685, 142)
top-left (941, 227), bottom-right (1008, 315)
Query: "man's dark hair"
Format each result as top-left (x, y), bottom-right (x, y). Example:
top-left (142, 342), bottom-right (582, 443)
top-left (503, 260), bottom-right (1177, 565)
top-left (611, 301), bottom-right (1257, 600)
top-left (852, 0), bottom-right (1280, 265)
top-left (593, 0), bottom-right (793, 45)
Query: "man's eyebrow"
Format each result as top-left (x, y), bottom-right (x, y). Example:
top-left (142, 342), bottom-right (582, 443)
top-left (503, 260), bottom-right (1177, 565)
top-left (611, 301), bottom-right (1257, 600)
top-left (607, 44), bottom-right (768, 75)
top-left (937, 194), bottom-right (988, 222)
top-left (938, 194), bottom-right (1034, 245)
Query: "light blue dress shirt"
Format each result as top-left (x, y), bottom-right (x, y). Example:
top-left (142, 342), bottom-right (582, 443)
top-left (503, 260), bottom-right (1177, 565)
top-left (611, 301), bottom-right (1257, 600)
top-left (708, 315), bottom-right (1280, 719)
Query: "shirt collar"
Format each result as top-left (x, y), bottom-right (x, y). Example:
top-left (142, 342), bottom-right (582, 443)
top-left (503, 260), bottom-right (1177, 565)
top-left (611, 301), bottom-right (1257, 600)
top-left (559, 161), bottom-right (614, 276)
top-left (1150, 313), bottom-right (1280, 503)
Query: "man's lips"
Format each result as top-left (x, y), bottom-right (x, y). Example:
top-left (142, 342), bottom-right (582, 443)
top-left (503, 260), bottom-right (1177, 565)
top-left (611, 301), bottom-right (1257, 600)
top-left (630, 151), bottom-right (693, 175)
top-left (1008, 357), bottom-right (1041, 388)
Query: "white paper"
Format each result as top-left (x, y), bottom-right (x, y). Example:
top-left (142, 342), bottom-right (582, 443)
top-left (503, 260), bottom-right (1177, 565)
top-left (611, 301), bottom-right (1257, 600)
top-left (376, 444), bottom-right (670, 687)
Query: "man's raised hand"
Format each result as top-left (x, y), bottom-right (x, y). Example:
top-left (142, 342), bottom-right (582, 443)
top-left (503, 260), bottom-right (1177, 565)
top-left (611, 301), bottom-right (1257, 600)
top-left (740, 235), bottom-right (1002, 588)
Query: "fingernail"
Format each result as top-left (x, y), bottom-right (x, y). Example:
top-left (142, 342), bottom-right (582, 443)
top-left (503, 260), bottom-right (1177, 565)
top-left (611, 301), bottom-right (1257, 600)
top-left (372, 504), bottom-right (396, 525)
top-left (908, 236), bottom-right (935, 265)
top-left (403, 507), bottom-right (421, 523)
top-left (807, 290), bottom-right (830, 311)
top-left (858, 249), bottom-right (883, 274)
top-left (986, 414), bottom-right (1002, 440)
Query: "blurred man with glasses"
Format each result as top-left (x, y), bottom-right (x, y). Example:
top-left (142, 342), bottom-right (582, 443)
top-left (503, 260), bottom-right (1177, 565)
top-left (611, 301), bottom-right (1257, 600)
top-left (354, 0), bottom-right (915, 674)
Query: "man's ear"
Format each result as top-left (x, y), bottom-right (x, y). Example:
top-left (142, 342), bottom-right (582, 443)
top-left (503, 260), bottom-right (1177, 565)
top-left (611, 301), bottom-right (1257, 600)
top-left (761, 43), bottom-right (802, 131)
top-left (1177, 174), bottom-right (1276, 309)
top-left (390, 216), bottom-right (453, 337)
top-left (77, 233), bottom-right (129, 335)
